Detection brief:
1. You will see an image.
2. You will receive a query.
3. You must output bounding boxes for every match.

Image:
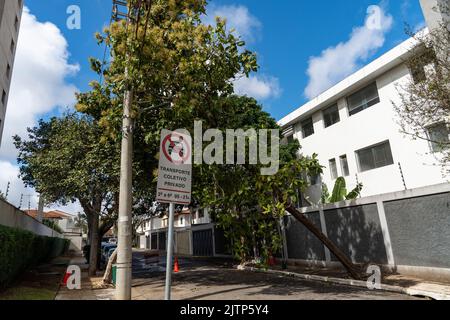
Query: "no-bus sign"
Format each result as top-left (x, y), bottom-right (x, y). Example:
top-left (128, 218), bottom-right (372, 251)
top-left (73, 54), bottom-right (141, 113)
top-left (156, 129), bottom-right (192, 205)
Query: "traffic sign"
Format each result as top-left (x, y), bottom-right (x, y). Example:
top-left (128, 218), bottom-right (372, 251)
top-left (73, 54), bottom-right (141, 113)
top-left (156, 129), bottom-right (192, 205)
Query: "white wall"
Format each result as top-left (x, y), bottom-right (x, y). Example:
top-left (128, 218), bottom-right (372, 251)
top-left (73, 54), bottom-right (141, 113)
top-left (295, 63), bottom-right (448, 200)
top-left (0, 199), bottom-right (63, 238)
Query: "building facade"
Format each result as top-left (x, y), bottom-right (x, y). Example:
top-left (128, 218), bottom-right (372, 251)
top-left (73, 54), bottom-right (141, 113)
top-left (134, 207), bottom-right (229, 258)
top-left (279, 33), bottom-right (449, 201)
top-left (0, 0), bottom-right (23, 146)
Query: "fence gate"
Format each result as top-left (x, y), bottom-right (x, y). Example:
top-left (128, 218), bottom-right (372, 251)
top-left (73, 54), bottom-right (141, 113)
top-left (158, 232), bottom-right (166, 251)
top-left (192, 229), bottom-right (214, 257)
top-left (151, 233), bottom-right (158, 250)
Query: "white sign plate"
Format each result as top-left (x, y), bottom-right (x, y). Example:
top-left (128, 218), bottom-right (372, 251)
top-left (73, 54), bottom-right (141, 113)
top-left (156, 129), bottom-right (192, 205)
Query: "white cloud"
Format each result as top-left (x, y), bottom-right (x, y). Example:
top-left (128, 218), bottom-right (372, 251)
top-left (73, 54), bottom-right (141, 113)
top-left (304, 5), bottom-right (393, 100)
top-left (233, 75), bottom-right (281, 100)
top-left (204, 4), bottom-right (280, 102)
top-left (0, 160), bottom-right (38, 209)
top-left (204, 4), bottom-right (262, 42)
top-left (0, 7), bottom-right (79, 212)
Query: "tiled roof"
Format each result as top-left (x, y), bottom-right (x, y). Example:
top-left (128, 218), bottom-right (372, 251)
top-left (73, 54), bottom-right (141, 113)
top-left (25, 209), bottom-right (73, 220)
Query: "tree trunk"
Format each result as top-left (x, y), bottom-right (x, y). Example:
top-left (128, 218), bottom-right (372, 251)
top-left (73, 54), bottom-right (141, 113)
top-left (103, 248), bottom-right (118, 285)
top-left (88, 212), bottom-right (100, 276)
top-left (286, 206), bottom-right (361, 280)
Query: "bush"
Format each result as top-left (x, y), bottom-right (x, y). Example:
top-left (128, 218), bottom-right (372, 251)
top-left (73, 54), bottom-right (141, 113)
top-left (0, 224), bottom-right (70, 289)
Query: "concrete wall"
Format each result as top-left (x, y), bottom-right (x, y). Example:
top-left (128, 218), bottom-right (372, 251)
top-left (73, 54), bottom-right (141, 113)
top-left (0, 198), bottom-right (63, 238)
top-left (285, 183), bottom-right (450, 281)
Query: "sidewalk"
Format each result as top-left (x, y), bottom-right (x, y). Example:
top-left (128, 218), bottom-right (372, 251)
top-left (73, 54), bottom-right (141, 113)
top-left (241, 263), bottom-right (450, 300)
top-left (55, 252), bottom-right (115, 301)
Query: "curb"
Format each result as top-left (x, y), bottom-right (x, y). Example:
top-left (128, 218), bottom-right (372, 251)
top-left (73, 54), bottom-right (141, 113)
top-left (239, 266), bottom-right (450, 300)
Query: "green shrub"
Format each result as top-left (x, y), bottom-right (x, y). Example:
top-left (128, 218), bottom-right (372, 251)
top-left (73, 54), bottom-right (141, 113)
top-left (0, 225), bottom-right (70, 289)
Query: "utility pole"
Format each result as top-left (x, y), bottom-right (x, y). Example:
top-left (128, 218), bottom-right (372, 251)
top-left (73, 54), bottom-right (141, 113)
top-left (114, 0), bottom-right (153, 300)
top-left (114, 0), bottom-right (135, 301)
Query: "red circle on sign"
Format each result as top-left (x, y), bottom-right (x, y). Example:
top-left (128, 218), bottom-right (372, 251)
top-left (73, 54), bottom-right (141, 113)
top-left (162, 132), bottom-right (191, 165)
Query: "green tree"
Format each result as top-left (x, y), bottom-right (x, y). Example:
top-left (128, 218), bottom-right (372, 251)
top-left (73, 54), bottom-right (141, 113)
top-left (321, 177), bottom-right (363, 204)
top-left (14, 114), bottom-right (121, 276)
top-left (76, 0), bottom-right (257, 150)
top-left (191, 96), bottom-right (291, 263)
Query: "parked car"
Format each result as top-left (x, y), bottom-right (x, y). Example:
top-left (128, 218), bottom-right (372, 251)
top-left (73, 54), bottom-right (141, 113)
top-left (101, 243), bottom-right (117, 263)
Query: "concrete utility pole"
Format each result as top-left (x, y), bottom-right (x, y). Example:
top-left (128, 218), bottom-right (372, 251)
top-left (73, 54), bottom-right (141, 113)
top-left (116, 85), bottom-right (134, 300)
top-left (113, 0), bottom-right (154, 300)
top-left (115, 15), bottom-right (135, 303)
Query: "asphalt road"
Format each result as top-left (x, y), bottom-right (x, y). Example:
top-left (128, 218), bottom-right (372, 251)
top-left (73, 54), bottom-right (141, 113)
top-left (130, 250), bottom-right (423, 300)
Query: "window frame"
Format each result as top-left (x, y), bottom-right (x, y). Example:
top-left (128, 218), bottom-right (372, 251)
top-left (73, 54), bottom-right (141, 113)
top-left (322, 104), bottom-right (340, 128)
top-left (426, 122), bottom-right (450, 153)
top-left (339, 155), bottom-right (350, 177)
top-left (301, 117), bottom-right (315, 138)
top-left (329, 158), bottom-right (338, 180)
top-left (347, 82), bottom-right (380, 116)
top-left (356, 140), bottom-right (394, 173)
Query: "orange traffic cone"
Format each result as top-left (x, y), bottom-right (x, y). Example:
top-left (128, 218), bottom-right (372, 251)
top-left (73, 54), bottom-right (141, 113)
top-left (174, 257), bottom-right (180, 273)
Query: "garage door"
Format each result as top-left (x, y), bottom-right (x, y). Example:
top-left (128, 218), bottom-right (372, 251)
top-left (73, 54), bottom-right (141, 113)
top-left (192, 229), bottom-right (213, 257)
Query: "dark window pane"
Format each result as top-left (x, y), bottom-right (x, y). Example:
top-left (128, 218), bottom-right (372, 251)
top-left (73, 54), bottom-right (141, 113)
top-left (301, 118), bottom-right (314, 138)
top-left (323, 104), bottom-right (340, 128)
top-left (427, 123), bottom-right (450, 153)
top-left (357, 141), bottom-right (394, 172)
top-left (340, 155), bottom-right (350, 177)
top-left (347, 82), bottom-right (380, 116)
top-left (287, 135), bottom-right (294, 144)
top-left (329, 159), bottom-right (338, 180)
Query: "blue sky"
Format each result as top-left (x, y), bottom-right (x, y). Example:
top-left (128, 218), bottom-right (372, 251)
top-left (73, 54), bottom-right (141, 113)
top-left (24, 0), bottom-right (425, 120)
top-left (0, 0), bottom-right (426, 210)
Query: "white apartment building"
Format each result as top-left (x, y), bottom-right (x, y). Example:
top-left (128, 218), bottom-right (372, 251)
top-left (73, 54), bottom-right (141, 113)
top-left (279, 2), bottom-right (449, 200)
top-left (0, 0), bottom-right (23, 146)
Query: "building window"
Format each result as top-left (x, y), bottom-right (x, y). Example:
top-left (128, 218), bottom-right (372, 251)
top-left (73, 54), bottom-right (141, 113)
top-left (1, 90), bottom-right (6, 105)
top-left (329, 158), bottom-right (338, 180)
top-left (14, 16), bottom-right (19, 31)
top-left (10, 39), bottom-right (15, 54)
top-left (286, 135), bottom-right (295, 144)
top-left (340, 155), bottom-right (350, 177)
top-left (309, 174), bottom-right (320, 186)
top-left (410, 53), bottom-right (434, 84)
top-left (356, 141), bottom-right (394, 172)
top-left (198, 209), bottom-right (204, 219)
top-left (427, 123), bottom-right (450, 153)
top-left (347, 82), bottom-right (380, 116)
top-left (180, 217), bottom-right (184, 225)
top-left (301, 118), bottom-right (314, 138)
top-left (323, 104), bottom-right (340, 128)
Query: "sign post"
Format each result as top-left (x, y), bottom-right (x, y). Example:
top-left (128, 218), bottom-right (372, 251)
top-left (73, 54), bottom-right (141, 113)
top-left (156, 129), bottom-right (192, 301)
